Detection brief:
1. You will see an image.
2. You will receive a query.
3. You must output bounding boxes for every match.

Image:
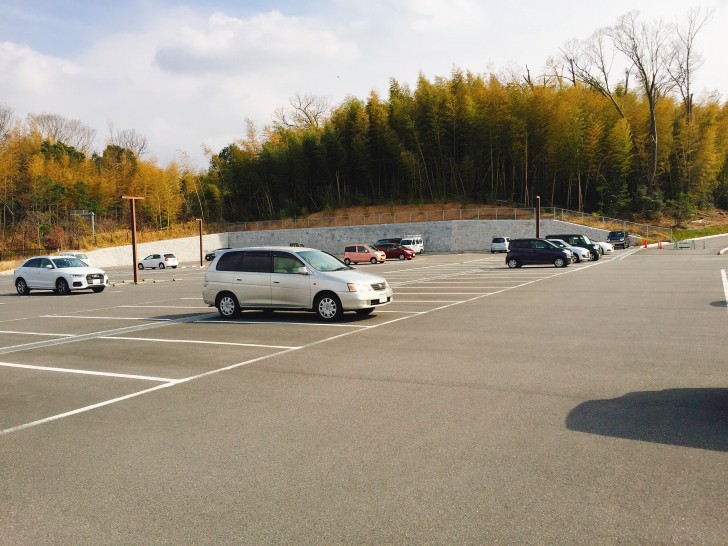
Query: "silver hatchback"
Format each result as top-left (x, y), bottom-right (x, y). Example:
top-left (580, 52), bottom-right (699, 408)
top-left (490, 237), bottom-right (510, 253)
top-left (202, 247), bottom-right (393, 321)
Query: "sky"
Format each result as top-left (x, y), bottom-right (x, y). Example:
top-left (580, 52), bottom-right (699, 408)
top-left (1, 0), bottom-right (727, 170)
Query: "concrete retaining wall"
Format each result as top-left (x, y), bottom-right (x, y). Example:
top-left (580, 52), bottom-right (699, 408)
top-left (77, 219), bottom-right (612, 268)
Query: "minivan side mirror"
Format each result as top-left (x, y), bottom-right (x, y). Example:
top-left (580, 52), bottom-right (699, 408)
top-left (296, 266), bottom-right (309, 275)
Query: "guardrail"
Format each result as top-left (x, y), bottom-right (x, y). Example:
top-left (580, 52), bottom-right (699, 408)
top-left (224, 206), bottom-right (672, 242)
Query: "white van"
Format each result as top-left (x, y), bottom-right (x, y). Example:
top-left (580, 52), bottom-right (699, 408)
top-left (59, 251), bottom-right (92, 266)
top-left (400, 235), bottom-right (424, 254)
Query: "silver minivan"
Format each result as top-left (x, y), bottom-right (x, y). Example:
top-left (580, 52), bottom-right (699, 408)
top-left (400, 235), bottom-right (424, 254)
top-left (202, 247), bottom-right (394, 321)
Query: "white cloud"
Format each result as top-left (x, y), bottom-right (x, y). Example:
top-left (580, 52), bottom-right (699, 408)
top-left (0, 0), bottom-right (725, 170)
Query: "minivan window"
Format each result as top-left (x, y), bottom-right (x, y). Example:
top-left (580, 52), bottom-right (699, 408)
top-left (273, 252), bottom-right (304, 274)
top-left (239, 251), bottom-right (271, 273)
top-left (216, 250), bottom-right (244, 271)
top-left (298, 250), bottom-right (348, 272)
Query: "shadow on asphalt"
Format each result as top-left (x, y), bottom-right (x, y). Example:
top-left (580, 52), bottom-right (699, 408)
top-left (710, 300), bottom-right (727, 308)
top-left (566, 388), bottom-right (728, 452)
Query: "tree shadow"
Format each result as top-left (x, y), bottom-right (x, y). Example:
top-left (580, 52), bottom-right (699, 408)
top-left (566, 389), bottom-right (728, 452)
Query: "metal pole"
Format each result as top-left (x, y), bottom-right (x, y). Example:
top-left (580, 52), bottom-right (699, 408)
top-left (536, 195), bottom-right (541, 238)
top-left (196, 218), bottom-right (203, 267)
top-left (122, 196), bottom-right (144, 284)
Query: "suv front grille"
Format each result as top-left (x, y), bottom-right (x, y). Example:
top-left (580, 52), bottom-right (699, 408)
top-left (370, 282), bottom-right (386, 291)
top-left (86, 273), bottom-right (104, 282)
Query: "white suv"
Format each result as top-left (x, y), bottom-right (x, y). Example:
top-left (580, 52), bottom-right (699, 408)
top-left (202, 247), bottom-right (393, 321)
top-left (400, 235), bottom-right (424, 254)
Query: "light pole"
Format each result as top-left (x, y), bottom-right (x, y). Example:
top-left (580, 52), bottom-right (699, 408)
top-left (122, 196), bottom-right (144, 284)
top-left (196, 218), bottom-right (203, 267)
top-left (536, 195), bottom-right (541, 238)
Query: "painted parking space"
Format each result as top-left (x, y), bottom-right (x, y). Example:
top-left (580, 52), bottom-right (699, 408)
top-left (0, 253), bottom-right (614, 435)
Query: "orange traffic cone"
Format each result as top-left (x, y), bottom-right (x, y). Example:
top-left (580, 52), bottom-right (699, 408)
top-left (643, 239), bottom-right (647, 248)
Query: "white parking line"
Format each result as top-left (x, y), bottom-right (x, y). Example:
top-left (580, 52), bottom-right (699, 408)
top-left (101, 336), bottom-right (300, 349)
top-left (44, 315), bottom-right (174, 321)
top-left (120, 305), bottom-right (209, 309)
top-left (0, 361), bottom-right (176, 382)
top-left (1, 257), bottom-right (606, 435)
top-left (197, 319), bottom-right (371, 328)
top-left (0, 330), bottom-right (76, 337)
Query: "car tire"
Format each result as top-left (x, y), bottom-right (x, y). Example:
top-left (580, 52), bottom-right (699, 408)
top-left (370, 257), bottom-right (377, 264)
top-left (314, 293), bottom-right (343, 321)
top-left (91, 286), bottom-right (105, 293)
top-left (507, 258), bottom-right (519, 268)
top-left (355, 308), bottom-right (374, 316)
top-left (554, 257), bottom-right (566, 268)
top-left (159, 263), bottom-right (165, 269)
top-left (15, 278), bottom-right (30, 295)
top-left (172, 266), bottom-right (177, 269)
top-left (138, 263), bottom-right (144, 270)
top-left (216, 292), bottom-right (240, 318)
top-left (343, 258), bottom-right (351, 265)
top-left (55, 278), bottom-right (70, 295)
top-left (398, 254), bottom-right (405, 260)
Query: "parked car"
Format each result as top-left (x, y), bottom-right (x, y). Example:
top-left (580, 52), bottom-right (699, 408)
top-left (374, 243), bottom-right (416, 260)
top-left (375, 238), bottom-right (403, 246)
top-left (14, 255), bottom-right (109, 295)
top-left (138, 253), bottom-right (179, 269)
top-left (343, 244), bottom-right (386, 265)
top-left (205, 248), bottom-right (231, 261)
top-left (505, 238), bottom-right (572, 268)
top-left (400, 235), bottom-right (424, 254)
top-left (548, 238), bottom-right (591, 262)
top-left (490, 237), bottom-right (510, 253)
top-left (545, 234), bottom-right (601, 260)
top-left (202, 246), bottom-right (394, 321)
top-left (58, 251), bottom-right (92, 266)
top-left (593, 241), bottom-right (614, 254)
top-left (606, 230), bottom-right (631, 249)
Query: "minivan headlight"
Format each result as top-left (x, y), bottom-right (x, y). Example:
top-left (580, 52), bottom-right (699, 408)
top-left (347, 283), bottom-right (369, 292)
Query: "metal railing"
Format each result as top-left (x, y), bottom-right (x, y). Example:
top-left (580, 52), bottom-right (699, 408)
top-left (224, 206), bottom-right (672, 241)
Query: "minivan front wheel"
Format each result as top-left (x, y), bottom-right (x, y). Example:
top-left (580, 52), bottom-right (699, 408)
top-left (315, 293), bottom-right (343, 321)
top-left (216, 293), bottom-right (240, 318)
top-left (507, 258), bottom-right (519, 268)
top-left (554, 257), bottom-right (566, 268)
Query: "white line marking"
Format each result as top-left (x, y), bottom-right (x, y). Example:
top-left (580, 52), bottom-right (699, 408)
top-left (120, 305), bottom-right (210, 309)
top-left (0, 330), bottom-right (75, 337)
top-left (43, 315), bottom-right (174, 321)
top-left (0, 361), bottom-right (176, 382)
top-left (0, 258), bottom-right (609, 436)
top-left (722, 269), bottom-right (728, 313)
top-left (0, 382), bottom-right (179, 436)
top-left (101, 336), bottom-right (300, 349)
top-left (196, 319), bottom-right (371, 328)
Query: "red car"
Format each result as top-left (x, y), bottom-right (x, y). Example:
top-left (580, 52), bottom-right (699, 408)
top-left (374, 243), bottom-right (415, 260)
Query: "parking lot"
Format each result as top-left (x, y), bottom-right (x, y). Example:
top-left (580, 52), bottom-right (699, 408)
top-left (1, 246), bottom-right (727, 544)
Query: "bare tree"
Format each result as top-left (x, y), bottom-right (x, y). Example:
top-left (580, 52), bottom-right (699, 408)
top-left (107, 122), bottom-right (148, 157)
top-left (0, 103), bottom-right (15, 140)
top-left (273, 93), bottom-right (331, 130)
top-left (609, 11), bottom-right (674, 192)
top-left (668, 7), bottom-right (712, 123)
top-left (26, 113), bottom-right (96, 154)
top-left (561, 30), bottom-right (629, 120)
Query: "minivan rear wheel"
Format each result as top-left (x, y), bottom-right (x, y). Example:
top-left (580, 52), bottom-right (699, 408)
top-left (216, 293), bottom-right (240, 318)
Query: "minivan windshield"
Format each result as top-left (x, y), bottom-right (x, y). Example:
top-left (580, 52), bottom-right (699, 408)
top-left (297, 250), bottom-right (349, 272)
